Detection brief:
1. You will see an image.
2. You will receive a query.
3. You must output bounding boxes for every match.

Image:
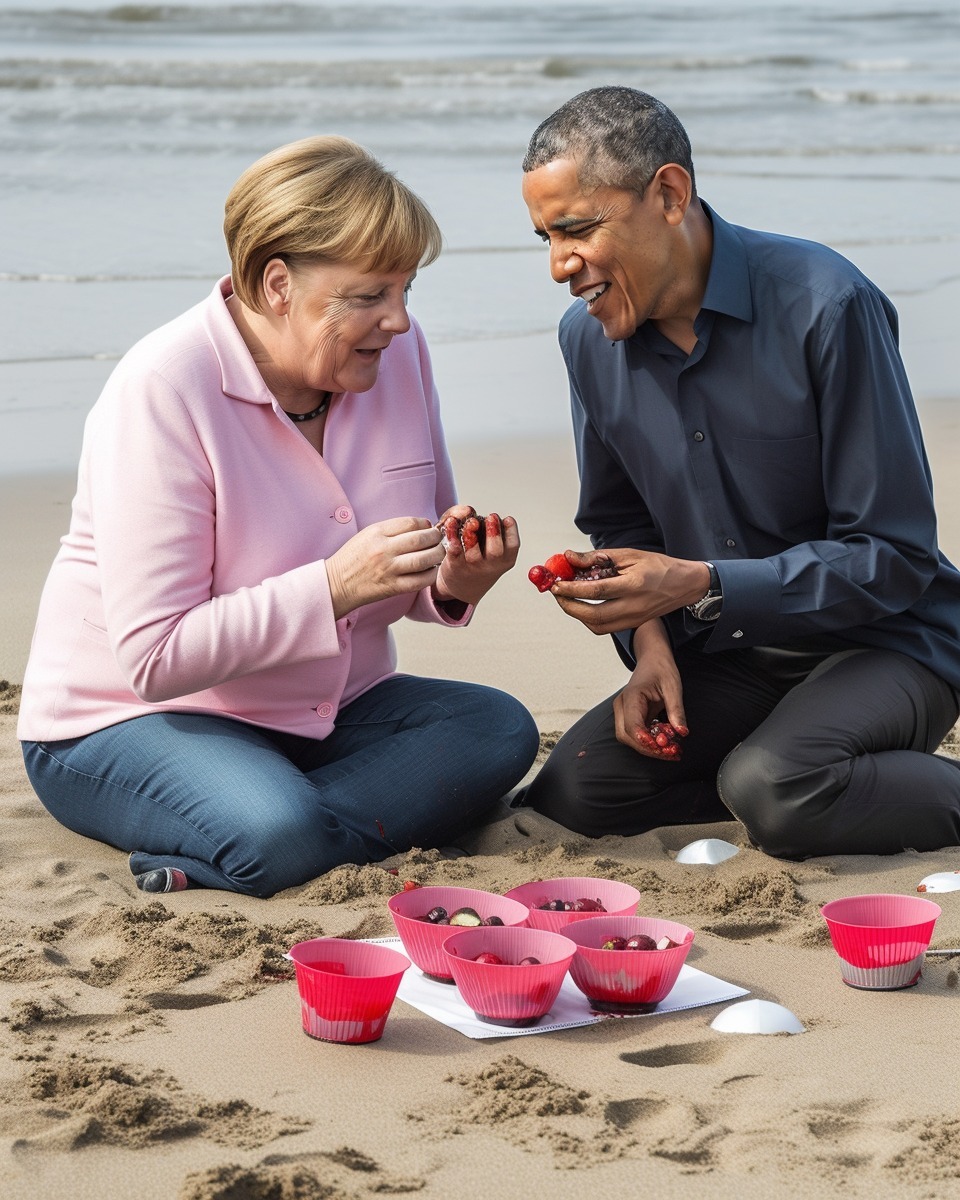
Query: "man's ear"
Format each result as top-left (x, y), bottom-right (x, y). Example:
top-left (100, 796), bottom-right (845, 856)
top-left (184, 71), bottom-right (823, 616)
top-left (654, 163), bottom-right (694, 225)
top-left (261, 258), bottom-right (292, 315)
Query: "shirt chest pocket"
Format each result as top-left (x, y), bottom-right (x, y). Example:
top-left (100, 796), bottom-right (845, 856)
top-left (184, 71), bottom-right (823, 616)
top-left (723, 433), bottom-right (826, 540)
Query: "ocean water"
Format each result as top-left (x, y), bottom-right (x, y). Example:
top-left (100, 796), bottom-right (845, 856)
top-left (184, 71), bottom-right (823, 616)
top-left (1, 0), bottom-right (958, 472)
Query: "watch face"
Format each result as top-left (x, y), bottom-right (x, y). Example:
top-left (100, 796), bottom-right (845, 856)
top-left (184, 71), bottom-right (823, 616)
top-left (694, 596), bottom-right (723, 621)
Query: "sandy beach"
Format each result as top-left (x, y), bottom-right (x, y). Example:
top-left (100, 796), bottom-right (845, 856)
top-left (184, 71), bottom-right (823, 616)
top-left (3, 0), bottom-right (960, 1194)
top-left (2, 324), bottom-right (959, 1200)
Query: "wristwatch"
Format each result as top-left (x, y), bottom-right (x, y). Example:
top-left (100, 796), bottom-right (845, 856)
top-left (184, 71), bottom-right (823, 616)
top-left (687, 561), bottom-right (723, 622)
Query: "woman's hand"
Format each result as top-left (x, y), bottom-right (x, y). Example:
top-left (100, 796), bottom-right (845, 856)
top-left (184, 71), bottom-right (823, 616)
top-left (612, 619), bottom-right (689, 759)
top-left (433, 508), bottom-right (521, 607)
top-left (325, 517), bottom-right (445, 620)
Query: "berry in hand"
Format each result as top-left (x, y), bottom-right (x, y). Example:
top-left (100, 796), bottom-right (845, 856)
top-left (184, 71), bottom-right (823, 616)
top-left (528, 552), bottom-right (618, 592)
top-left (542, 553), bottom-right (576, 582)
top-left (643, 719), bottom-right (684, 761)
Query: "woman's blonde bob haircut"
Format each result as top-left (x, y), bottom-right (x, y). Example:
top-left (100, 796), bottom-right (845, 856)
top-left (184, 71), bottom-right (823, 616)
top-left (224, 135), bottom-right (443, 310)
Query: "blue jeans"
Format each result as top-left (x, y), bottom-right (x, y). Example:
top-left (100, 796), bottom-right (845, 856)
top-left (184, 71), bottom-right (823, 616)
top-left (22, 674), bottom-right (539, 897)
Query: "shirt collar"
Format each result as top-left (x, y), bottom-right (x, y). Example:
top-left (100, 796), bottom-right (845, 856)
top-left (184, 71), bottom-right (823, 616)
top-left (699, 201), bottom-right (753, 324)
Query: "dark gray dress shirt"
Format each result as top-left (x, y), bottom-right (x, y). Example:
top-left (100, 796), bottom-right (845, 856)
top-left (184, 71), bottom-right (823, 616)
top-left (560, 203), bottom-right (960, 690)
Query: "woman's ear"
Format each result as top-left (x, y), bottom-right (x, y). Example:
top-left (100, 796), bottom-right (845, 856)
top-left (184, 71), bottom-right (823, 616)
top-left (261, 258), bottom-right (292, 315)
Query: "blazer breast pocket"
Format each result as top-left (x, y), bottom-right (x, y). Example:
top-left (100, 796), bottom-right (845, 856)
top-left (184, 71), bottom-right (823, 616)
top-left (380, 460), bottom-right (436, 481)
top-left (378, 459), bottom-right (438, 516)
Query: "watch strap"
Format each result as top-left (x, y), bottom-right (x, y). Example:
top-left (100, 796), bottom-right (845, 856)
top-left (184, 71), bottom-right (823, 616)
top-left (686, 561), bottom-right (722, 621)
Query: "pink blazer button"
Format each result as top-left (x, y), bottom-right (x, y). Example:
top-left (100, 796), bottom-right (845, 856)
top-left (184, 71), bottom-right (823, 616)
top-left (335, 506), bottom-right (352, 523)
top-left (315, 703), bottom-right (333, 718)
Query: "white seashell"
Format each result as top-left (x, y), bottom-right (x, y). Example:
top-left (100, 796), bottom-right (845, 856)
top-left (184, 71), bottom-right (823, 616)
top-left (916, 871), bottom-right (960, 893)
top-left (710, 999), bottom-right (805, 1035)
top-left (675, 838), bottom-right (739, 865)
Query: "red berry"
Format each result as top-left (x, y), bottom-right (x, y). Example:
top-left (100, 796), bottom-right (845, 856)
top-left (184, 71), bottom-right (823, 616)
top-left (542, 553), bottom-right (576, 581)
top-left (530, 553), bottom-right (620, 592)
top-left (648, 719), bottom-right (684, 760)
top-left (474, 952), bottom-right (504, 965)
top-left (402, 879), bottom-right (420, 891)
top-left (528, 564), bottom-right (557, 592)
top-left (518, 956), bottom-right (541, 965)
top-left (459, 515), bottom-right (484, 552)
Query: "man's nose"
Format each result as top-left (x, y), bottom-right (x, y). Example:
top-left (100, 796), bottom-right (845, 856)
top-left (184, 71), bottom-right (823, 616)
top-left (551, 244), bottom-right (583, 284)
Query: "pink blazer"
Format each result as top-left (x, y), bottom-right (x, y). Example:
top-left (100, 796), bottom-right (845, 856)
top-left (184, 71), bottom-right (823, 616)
top-left (18, 279), bottom-right (469, 743)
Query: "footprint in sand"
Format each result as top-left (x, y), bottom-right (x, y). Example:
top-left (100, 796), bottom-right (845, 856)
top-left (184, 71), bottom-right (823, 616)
top-left (700, 916), bottom-right (784, 940)
top-left (602, 1095), bottom-right (672, 1129)
top-left (141, 991), bottom-right (224, 1011)
top-left (620, 1040), bottom-right (727, 1069)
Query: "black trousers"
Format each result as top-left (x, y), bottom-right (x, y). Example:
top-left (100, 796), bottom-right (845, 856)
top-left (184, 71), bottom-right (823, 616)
top-left (524, 641), bottom-right (960, 858)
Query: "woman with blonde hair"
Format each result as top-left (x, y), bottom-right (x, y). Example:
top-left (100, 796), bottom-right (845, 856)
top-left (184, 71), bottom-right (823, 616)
top-left (18, 136), bottom-right (538, 897)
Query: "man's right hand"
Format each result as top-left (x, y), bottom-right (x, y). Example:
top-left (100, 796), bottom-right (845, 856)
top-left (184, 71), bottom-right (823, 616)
top-left (549, 547), bottom-right (710, 634)
top-left (612, 619), bottom-right (689, 759)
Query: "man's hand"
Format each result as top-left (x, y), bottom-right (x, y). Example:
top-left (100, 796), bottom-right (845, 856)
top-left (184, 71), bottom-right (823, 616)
top-left (612, 619), bottom-right (689, 759)
top-left (548, 548), bottom-right (711, 635)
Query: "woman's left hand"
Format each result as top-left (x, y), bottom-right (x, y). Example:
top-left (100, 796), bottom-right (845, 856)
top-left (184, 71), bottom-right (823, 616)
top-left (433, 507), bottom-right (521, 606)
